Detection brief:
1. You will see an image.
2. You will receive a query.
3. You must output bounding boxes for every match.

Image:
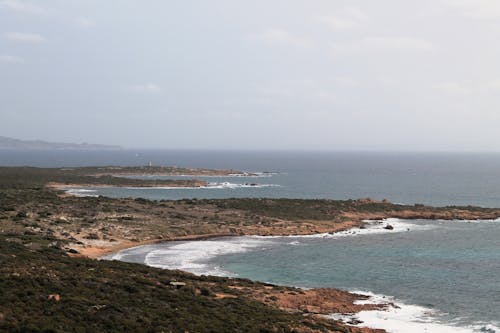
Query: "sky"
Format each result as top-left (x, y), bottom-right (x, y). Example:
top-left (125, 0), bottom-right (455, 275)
top-left (1, 0), bottom-right (500, 151)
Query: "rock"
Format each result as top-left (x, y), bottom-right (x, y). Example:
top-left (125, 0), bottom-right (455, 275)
top-left (384, 224), bottom-right (394, 230)
top-left (90, 304), bottom-right (106, 311)
top-left (85, 233), bottom-right (99, 240)
top-left (48, 294), bottom-right (61, 302)
top-left (67, 248), bottom-right (79, 254)
top-left (347, 318), bottom-right (364, 325)
top-left (170, 281), bottom-right (186, 289)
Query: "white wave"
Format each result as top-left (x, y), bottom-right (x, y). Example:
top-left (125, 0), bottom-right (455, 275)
top-left (120, 182), bottom-right (280, 190)
top-left (111, 220), bottom-right (426, 274)
top-left (228, 172), bottom-right (280, 177)
top-left (441, 217), bottom-right (500, 223)
top-left (206, 182), bottom-right (280, 189)
top-left (66, 189), bottom-right (98, 197)
top-left (330, 291), bottom-right (499, 333)
top-left (103, 242), bottom-right (161, 262)
top-left (252, 219), bottom-right (434, 240)
top-left (123, 172), bottom-right (280, 178)
top-left (124, 186), bottom-right (204, 190)
top-left (142, 237), bottom-right (272, 276)
top-left (230, 172), bottom-right (285, 177)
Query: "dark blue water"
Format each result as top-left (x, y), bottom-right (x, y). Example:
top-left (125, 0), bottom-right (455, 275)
top-left (2, 149), bottom-right (500, 206)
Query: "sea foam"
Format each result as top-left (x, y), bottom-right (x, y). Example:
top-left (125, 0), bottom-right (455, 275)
top-left (142, 237), bottom-right (272, 276)
top-left (66, 188), bottom-right (98, 197)
top-left (330, 291), bottom-right (499, 333)
top-left (108, 219), bottom-right (499, 333)
top-left (121, 182), bottom-right (281, 190)
top-left (252, 218), bottom-right (434, 239)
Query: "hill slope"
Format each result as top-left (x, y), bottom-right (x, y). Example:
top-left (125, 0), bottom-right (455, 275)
top-left (0, 136), bottom-right (120, 150)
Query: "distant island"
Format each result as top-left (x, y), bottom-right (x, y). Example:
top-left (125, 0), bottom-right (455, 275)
top-left (0, 136), bottom-right (121, 150)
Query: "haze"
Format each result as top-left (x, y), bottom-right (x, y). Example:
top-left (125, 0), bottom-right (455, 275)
top-left (1, 0), bottom-right (500, 151)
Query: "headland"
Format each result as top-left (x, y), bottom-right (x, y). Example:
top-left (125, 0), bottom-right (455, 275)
top-left (2, 166), bottom-right (499, 332)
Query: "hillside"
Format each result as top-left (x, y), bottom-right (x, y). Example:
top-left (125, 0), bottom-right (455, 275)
top-left (0, 136), bottom-right (120, 150)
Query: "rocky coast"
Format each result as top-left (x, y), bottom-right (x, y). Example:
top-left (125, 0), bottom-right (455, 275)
top-left (2, 166), bottom-right (500, 332)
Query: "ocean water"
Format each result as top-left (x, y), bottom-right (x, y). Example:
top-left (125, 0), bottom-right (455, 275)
top-left (3, 149), bottom-right (500, 331)
top-left (213, 220), bottom-right (500, 331)
top-left (111, 219), bottom-right (500, 332)
top-left (3, 149), bottom-right (500, 206)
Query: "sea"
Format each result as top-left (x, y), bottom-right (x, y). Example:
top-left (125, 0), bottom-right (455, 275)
top-left (2, 149), bottom-right (500, 332)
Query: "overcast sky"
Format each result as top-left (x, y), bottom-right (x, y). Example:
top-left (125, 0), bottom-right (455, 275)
top-left (1, 0), bottom-right (500, 151)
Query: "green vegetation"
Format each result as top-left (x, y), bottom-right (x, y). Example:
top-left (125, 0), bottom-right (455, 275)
top-left (1, 166), bottom-right (499, 252)
top-left (1, 166), bottom-right (500, 332)
top-left (0, 166), bottom-right (207, 189)
top-left (0, 234), bottom-right (352, 333)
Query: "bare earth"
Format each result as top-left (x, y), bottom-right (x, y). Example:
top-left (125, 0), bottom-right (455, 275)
top-left (4, 166), bottom-right (500, 333)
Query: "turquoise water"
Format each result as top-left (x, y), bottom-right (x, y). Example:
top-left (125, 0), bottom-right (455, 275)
top-left (210, 220), bottom-right (500, 330)
top-left (111, 219), bottom-right (500, 331)
top-left (4, 150), bottom-right (500, 330)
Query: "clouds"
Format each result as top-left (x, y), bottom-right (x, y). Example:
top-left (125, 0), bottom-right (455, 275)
top-left (250, 28), bottom-right (312, 48)
top-left (0, 55), bottom-right (23, 63)
top-left (0, 0), bottom-right (46, 15)
top-left (4, 32), bottom-right (46, 43)
top-left (1, 1), bottom-right (500, 150)
top-left (1, 32), bottom-right (46, 65)
top-left (432, 81), bottom-right (472, 95)
top-left (128, 83), bottom-right (162, 94)
top-left (364, 37), bottom-right (433, 51)
top-left (442, 0), bottom-right (500, 19)
top-left (433, 79), bottom-right (500, 95)
top-left (251, 5), bottom-right (432, 59)
top-left (330, 36), bottom-right (434, 56)
top-left (254, 79), bottom-right (340, 109)
top-left (318, 6), bottom-right (368, 31)
top-left (74, 17), bottom-right (95, 29)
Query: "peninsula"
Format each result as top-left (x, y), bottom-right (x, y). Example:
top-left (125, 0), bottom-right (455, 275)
top-left (1, 166), bottom-right (499, 332)
top-left (0, 136), bottom-right (121, 150)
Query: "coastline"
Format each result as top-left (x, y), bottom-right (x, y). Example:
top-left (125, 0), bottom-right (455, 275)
top-left (47, 181), bottom-right (209, 190)
top-left (73, 223), bottom-right (361, 259)
top-left (3, 166), bottom-right (500, 332)
top-left (106, 171), bottom-right (260, 177)
top-left (76, 212), bottom-right (500, 260)
top-left (99, 223), bottom-right (394, 333)
top-left (102, 218), bottom-right (500, 333)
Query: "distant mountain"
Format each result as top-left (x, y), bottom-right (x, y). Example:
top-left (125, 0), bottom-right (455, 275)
top-left (0, 136), bottom-right (121, 150)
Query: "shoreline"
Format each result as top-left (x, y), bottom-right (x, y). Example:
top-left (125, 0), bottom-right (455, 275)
top-left (4, 166), bottom-right (500, 332)
top-left (48, 181), bottom-right (277, 195)
top-left (99, 218), bottom-right (500, 333)
top-left (47, 181), bottom-right (209, 190)
top-left (107, 172), bottom-right (261, 177)
top-left (97, 222), bottom-right (392, 332)
top-left (79, 215), bottom-right (500, 259)
top-left (75, 223), bottom-right (362, 259)
top-left (75, 232), bottom-right (238, 259)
